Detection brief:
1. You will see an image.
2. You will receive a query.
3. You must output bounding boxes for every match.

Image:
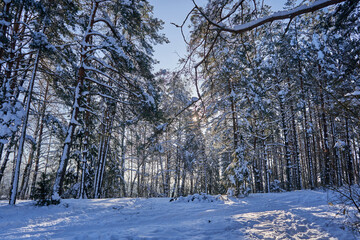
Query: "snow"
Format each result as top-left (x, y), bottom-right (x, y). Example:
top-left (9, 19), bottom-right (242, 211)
top-left (0, 20), bottom-right (10, 26)
top-left (318, 50), bottom-right (324, 60)
top-left (143, 92), bottom-right (155, 107)
top-left (172, 193), bottom-right (224, 203)
top-left (229, 0), bottom-right (344, 33)
top-left (278, 89), bottom-right (287, 96)
top-left (191, 97), bottom-right (199, 102)
top-left (155, 123), bottom-right (167, 131)
top-left (334, 139), bottom-right (346, 148)
top-left (345, 90), bottom-right (360, 97)
top-left (312, 34), bottom-right (321, 50)
top-left (0, 190), bottom-right (357, 239)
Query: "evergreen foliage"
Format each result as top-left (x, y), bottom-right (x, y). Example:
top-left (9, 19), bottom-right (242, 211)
top-left (32, 172), bottom-right (52, 206)
top-left (0, 3), bottom-right (358, 230)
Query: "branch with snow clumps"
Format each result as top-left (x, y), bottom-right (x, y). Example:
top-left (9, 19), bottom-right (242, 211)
top-left (194, 0), bottom-right (346, 34)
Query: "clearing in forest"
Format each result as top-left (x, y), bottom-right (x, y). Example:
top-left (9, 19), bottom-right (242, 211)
top-left (0, 190), bottom-right (357, 239)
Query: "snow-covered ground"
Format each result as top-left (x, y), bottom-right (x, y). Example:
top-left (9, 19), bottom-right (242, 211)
top-left (0, 190), bottom-right (358, 239)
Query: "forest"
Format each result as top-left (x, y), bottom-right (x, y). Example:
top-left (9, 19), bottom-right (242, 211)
top-left (0, 0), bottom-right (359, 215)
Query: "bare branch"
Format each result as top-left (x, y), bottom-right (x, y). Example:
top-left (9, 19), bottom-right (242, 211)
top-left (171, 7), bottom-right (196, 45)
top-left (195, 31), bottom-right (221, 69)
top-left (220, 0), bottom-right (246, 21)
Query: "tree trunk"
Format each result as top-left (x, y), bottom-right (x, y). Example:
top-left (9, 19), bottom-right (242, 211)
top-left (19, 114), bottom-right (40, 199)
top-left (264, 142), bottom-right (270, 193)
top-left (94, 105), bottom-right (115, 198)
top-left (119, 109), bottom-right (127, 197)
top-left (319, 79), bottom-right (331, 186)
top-left (330, 117), bottom-right (342, 186)
top-left (9, 48), bottom-right (40, 205)
top-left (0, 137), bottom-right (16, 185)
top-left (308, 100), bottom-right (318, 188)
top-left (279, 95), bottom-right (292, 191)
top-left (345, 118), bottom-right (354, 185)
top-left (291, 104), bottom-right (302, 189)
top-left (51, 2), bottom-right (99, 202)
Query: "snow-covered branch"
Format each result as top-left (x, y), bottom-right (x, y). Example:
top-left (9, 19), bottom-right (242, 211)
top-left (196, 0), bottom-right (346, 34)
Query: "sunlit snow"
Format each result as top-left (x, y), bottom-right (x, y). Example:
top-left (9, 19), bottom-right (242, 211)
top-left (0, 190), bottom-right (356, 239)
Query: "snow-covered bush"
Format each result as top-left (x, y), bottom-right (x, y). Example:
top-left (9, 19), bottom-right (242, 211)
top-left (225, 146), bottom-right (251, 198)
top-left (63, 183), bottom-right (80, 199)
top-left (170, 193), bottom-right (224, 203)
top-left (226, 187), bottom-right (236, 197)
top-left (330, 184), bottom-right (360, 233)
top-left (0, 98), bottom-right (25, 144)
top-left (33, 173), bottom-right (52, 206)
top-left (270, 180), bottom-right (285, 192)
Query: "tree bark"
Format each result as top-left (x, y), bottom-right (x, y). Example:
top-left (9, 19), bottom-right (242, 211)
top-left (51, 2), bottom-right (99, 202)
top-left (9, 48), bottom-right (40, 205)
top-left (279, 94), bottom-right (292, 191)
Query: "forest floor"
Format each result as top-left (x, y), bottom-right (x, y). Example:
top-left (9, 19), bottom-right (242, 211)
top-left (0, 190), bottom-right (358, 239)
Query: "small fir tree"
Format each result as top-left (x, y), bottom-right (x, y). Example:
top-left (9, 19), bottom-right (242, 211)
top-left (226, 145), bottom-right (251, 197)
top-left (33, 172), bottom-right (52, 206)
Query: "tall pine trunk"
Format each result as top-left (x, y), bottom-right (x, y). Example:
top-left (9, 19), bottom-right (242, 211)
top-left (345, 118), bottom-right (354, 185)
top-left (30, 80), bottom-right (48, 198)
top-left (279, 94), bottom-right (292, 191)
top-left (51, 2), bottom-right (99, 202)
top-left (319, 76), bottom-right (331, 186)
top-left (119, 108), bottom-right (127, 197)
top-left (19, 114), bottom-right (40, 199)
top-left (290, 104), bottom-right (302, 190)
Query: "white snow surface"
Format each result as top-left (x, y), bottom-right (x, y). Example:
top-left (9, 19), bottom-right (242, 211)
top-left (0, 190), bottom-right (357, 240)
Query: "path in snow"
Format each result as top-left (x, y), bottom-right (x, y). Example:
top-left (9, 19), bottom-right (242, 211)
top-left (0, 190), bottom-right (357, 239)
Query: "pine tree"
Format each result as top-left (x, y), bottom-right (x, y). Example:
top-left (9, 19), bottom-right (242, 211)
top-left (51, 0), bottom-right (167, 202)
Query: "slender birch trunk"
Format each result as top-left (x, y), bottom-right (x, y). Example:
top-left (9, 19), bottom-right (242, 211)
top-left (9, 49), bottom-right (40, 205)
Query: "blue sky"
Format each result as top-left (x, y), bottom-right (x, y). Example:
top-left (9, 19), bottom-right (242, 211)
top-left (148, 0), bottom-right (289, 72)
